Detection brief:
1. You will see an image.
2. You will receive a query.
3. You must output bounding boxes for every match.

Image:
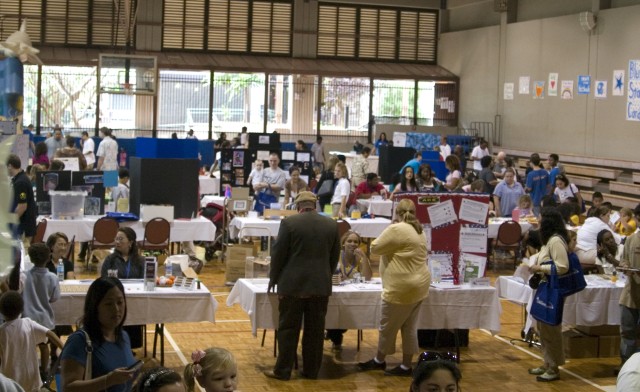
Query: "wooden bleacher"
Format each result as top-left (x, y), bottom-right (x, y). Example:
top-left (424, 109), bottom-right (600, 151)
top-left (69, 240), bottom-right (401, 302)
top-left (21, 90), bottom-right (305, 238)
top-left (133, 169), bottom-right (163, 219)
top-left (516, 158), bottom-right (621, 181)
top-left (633, 172), bottom-right (640, 184)
top-left (504, 147), bottom-right (640, 172)
top-left (610, 181), bottom-right (640, 196)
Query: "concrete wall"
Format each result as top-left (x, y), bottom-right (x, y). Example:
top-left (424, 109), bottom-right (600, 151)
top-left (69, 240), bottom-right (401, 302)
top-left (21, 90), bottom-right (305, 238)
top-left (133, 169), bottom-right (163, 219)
top-left (439, 3), bottom-right (640, 161)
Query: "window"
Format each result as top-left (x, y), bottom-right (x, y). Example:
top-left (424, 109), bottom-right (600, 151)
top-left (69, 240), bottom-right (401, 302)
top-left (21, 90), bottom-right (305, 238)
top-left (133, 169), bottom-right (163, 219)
top-left (320, 77), bottom-right (370, 136)
top-left (163, 0), bottom-right (292, 54)
top-left (372, 79), bottom-right (414, 125)
top-left (0, 0), bottom-right (43, 43)
top-left (318, 3), bottom-right (438, 63)
top-left (157, 70), bottom-right (211, 138)
top-left (213, 72), bottom-right (265, 134)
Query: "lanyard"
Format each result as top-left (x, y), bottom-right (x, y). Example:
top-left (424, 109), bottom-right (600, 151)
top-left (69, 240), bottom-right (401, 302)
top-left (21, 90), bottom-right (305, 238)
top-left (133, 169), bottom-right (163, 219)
top-left (341, 251), bottom-right (357, 278)
top-left (125, 258), bottom-right (131, 279)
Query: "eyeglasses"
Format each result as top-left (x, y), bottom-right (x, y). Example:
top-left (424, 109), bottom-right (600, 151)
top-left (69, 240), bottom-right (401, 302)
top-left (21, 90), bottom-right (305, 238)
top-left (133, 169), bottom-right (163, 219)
top-left (114, 236), bottom-right (128, 242)
top-left (418, 351), bottom-right (458, 363)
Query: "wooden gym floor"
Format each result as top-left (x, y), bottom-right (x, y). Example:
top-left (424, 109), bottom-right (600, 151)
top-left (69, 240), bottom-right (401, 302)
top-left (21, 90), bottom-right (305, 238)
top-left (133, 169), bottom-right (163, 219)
top-left (75, 250), bottom-right (619, 392)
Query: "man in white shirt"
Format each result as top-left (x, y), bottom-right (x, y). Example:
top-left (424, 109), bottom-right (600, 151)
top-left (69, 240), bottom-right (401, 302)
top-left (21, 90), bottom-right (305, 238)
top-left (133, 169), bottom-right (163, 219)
top-left (438, 136), bottom-right (451, 159)
top-left (81, 131), bottom-right (95, 169)
top-left (253, 153), bottom-right (287, 214)
top-left (470, 139), bottom-right (490, 174)
top-left (96, 127), bottom-right (118, 171)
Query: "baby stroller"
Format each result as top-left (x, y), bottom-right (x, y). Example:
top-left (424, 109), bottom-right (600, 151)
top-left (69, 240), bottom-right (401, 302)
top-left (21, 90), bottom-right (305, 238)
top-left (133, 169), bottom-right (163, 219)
top-left (199, 202), bottom-right (226, 261)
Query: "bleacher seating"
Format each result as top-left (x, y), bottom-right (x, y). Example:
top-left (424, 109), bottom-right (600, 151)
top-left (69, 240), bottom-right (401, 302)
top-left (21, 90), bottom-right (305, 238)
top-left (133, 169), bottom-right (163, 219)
top-left (516, 159), bottom-right (621, 181)
top-left (633, 172), bottom-right (640, 184)
top-left (566, 175), bottom-right (600, 189)
top-left (609, 181), bottom-right (640, 196)
top-left (502, 147), bottom-right (640, 172)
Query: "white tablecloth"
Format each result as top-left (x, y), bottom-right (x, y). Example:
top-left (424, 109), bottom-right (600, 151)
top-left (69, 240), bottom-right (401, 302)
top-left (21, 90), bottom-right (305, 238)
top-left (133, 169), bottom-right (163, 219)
top-left (356, 199), bottom-right (393, 217)
top-left (53, 280), bottom-right (218, 325)
top-left (201, 195), bottom-right (226, 208)
top-left (228, 217), bottom-right (392, 239)
top-left (42, 216), bottom-right (216, 242)
top-left (496, 275), bottom-right (624, 331)
top-left (488, 218), bottom-right (532, 239)
top-left (199, 176), bottom-right (220, 195)
top-left (227, 278), bottom-right (501, 336)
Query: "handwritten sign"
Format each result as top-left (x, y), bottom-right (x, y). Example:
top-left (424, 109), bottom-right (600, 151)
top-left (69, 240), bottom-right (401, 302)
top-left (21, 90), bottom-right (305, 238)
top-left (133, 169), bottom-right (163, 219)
top-left (578, 75), bottom-right (591, 95)
top-left (627, 60), bottom-right (640, 122)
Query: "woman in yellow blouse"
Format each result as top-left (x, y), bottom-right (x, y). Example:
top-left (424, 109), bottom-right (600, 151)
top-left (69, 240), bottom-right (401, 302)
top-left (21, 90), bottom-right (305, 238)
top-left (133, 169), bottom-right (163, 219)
top-left (326, 231), bottom-right (372, 351)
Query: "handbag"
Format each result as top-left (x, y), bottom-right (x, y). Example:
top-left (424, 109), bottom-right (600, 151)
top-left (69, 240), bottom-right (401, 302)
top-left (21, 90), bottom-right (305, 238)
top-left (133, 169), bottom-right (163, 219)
top-left (316, 179), bottom-right (334, 197)
top-left (530, 268), bottom-right (565, 326)
top-left (254, 190), bottom-right (278, 214)
top-left (556, 253), bottom-right (587, 297)
top-left (80, 329), bottom-right (93, 380)
top-left (569, 185), bottom-right (586, 213)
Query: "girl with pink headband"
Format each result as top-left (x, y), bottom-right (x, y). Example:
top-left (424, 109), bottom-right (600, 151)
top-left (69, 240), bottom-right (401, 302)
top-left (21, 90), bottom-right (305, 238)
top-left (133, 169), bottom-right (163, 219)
top-left (184, 348), bottom-right (237, 392)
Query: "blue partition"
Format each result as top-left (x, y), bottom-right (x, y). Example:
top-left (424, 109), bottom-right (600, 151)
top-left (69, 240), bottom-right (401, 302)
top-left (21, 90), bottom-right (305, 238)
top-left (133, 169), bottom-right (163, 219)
top-left (135, 137), bottom-right (198, 159)
top-left (421, 151), bottom-right (441, 161)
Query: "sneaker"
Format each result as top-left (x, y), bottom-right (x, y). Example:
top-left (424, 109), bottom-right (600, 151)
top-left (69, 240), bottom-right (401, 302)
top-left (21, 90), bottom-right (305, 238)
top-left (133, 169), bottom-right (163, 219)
top-left (358, 358), bottom-right (386, 371)
top-left (384, 365), bottom-right (412, 377)
top-left (536, 370), bottom-right (559, 382)
top-left (528, 367), bottom-right (546, 375)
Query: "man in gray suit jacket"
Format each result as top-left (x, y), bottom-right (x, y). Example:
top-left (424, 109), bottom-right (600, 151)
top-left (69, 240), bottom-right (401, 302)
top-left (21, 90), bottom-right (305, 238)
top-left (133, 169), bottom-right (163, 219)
top-left (264, 191), bottom-right (340, 381)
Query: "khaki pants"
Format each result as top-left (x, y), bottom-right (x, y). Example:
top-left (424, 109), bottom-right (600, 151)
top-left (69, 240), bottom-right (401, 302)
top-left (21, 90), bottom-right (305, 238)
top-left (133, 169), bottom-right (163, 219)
top-left (377, 300), bottom-right (423, 356)
top-left (538, 321), bottom-right (564, 370)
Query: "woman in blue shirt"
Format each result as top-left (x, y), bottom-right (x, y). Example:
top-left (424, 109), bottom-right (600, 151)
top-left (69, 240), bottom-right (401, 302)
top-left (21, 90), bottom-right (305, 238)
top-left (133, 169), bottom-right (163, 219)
top-left (374, 132), bottom-right (389, 155)
top-left (61, 278), bottom-right (138, 392)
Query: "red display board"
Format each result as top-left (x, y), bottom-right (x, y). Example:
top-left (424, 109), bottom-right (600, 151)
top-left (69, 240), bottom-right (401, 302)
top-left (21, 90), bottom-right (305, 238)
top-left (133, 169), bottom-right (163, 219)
top-left (394, 192), bottom-right (490, 284)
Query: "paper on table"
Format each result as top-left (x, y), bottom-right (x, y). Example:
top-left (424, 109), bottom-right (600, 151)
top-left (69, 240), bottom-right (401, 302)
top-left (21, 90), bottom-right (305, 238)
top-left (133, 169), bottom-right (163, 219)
top-left (281, 151), bottom-right (295, 160)
top-left (459, 198), bottom-right (489, 224)
top-left (513, 263), bottom-right (532, 283)
top-left (430, 282), bottom-right (461, 290)
top-left (427, 199), bottom-right (457, 228)
top-left (257, 150), bottom-right (270, 160)
top-left (459, 226), bottom-right (487, 253)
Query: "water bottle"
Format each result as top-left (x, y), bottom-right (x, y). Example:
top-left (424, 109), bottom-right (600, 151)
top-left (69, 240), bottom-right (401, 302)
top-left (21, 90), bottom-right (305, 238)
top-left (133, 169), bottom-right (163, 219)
top-left (57, 258), bottom-right (65, 281)
top-left (165, 261), bottom-right (173, 277)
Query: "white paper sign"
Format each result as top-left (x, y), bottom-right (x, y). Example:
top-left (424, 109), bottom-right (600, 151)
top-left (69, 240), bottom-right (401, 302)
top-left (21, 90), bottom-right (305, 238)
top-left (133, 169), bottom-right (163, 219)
top-left (459, 198), bottom-right (488, 224)
top-left (258, 135), bottom-right (270, 144)
top-left (519, 76), bottom-right (530, 94)
top-left (392, 132), bottom-right (406, 147)
top-left (627, 60), bottom-right (640, 122)
top-left (459, 226), bottom-right (488, 253)
top-left (429, 253), bottom-right (454, 279)
top-left (595, 80), bottom-right (607, 99)
top-left (57, 157), bottom-right (80, 171)
top-left (548, 73), bottom-right (558, 96)
top-left (281, 151), bottom-right (295, 160)
top-left (613, 70), bottom-right (625, 96)
top-left (503, 83), bottom-right (514, 100)
top-left (257, 150), bottom-right (270, 160)
top-left (561, 80), bottom-right (574, 100)
top-left (460, 253), bottom-right (487, 282)
top-left (296, 152), bottom-right (310, 162)
top-left (427, 199), bottom-right (457, 228)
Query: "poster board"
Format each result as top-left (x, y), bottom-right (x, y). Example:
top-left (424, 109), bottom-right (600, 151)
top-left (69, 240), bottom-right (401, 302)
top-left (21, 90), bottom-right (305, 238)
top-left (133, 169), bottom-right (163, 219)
top-left (394, 192), bottom-right (490, 284)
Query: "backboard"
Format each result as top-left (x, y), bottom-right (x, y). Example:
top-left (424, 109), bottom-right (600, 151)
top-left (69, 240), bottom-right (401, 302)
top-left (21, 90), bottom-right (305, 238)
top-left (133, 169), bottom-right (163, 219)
top-left (99, 54), bottom-right (157, 95)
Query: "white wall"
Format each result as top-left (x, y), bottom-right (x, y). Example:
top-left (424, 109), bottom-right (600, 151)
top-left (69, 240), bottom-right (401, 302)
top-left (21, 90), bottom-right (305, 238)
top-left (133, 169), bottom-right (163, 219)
top-left (439, 4), bottom-right (640, 161)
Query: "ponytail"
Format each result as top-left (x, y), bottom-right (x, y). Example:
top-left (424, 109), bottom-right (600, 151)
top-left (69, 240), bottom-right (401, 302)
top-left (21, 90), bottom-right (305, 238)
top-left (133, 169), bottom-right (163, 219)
top-left (395, 199), bottom-right (422, 234)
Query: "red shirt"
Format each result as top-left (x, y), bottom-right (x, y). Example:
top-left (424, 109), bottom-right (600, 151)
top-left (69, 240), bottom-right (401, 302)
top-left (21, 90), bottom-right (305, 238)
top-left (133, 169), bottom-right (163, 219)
top-left (354, 181), bottom-right (385, 198)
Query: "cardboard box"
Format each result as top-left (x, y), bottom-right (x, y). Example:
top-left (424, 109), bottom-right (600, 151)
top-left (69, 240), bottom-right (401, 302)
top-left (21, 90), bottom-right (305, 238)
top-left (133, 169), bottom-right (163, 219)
top-left (563, 329), bottom-right (599, 359)
top-left (224, 244), bottom-right (256, 284)
top-left (598, 335), bottom-right (621, 357)
top-left (140, 204), bottom-right (174, 223)
top-left (576, 325), bottom-right (620, 336)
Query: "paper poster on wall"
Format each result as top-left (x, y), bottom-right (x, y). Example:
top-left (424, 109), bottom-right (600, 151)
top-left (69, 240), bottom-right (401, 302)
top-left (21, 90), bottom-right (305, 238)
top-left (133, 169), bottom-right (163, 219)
top-left (440, 97), bottom-right (449, 109)
top-left (561, 80), bottom-right (574, 100)
top-left (548, 73), bottom-right (558, 96)
top-left (503, 83), bottom-right (514, 100)
top-left (459, 198), bottom-right (489, 224)
top-left (256, 150), bottom-right (270, 160)
top-left (393, 132), bottom-right (407, 147)
top-left (519, 76), bottom-right (530, 94)
top-left (533, 81), bottom-right (545, 99)
top-left (447, 101), bottom-right (455, 113)
top-left (627, 60), bottom-right (640, 122)
top-left (578, 75), bottom-right (591, 95)
top-left (459, 226), bottom-right (487, 253)
top-left (427, 199), bottom-right (457, 228)
top-left (595, 80), bottom-right (607, 99)
top-left (258, 135), bottom-right (270, 144)
top-left (281, 151), bottom-right (295, 160)
top-left (613, 70), bottom-right (625, 96)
